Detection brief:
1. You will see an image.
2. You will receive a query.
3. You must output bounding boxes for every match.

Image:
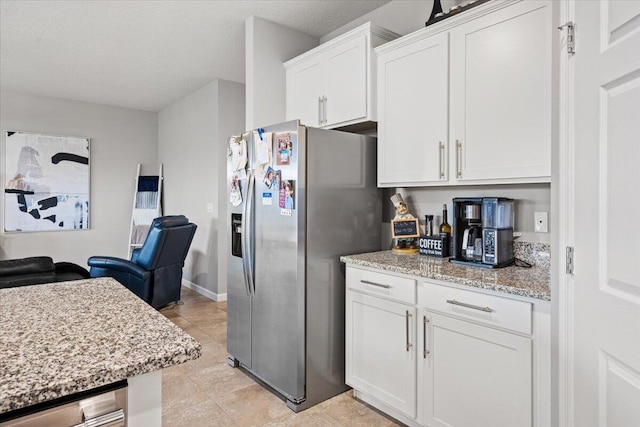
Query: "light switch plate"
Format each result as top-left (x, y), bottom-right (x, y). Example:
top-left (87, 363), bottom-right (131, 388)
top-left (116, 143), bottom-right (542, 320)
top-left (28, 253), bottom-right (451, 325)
top-left (534, 212), bottom-right (548, 233)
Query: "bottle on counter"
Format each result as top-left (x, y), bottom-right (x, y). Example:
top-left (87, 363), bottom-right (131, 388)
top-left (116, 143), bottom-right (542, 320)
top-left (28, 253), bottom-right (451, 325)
top-left (439, 204), bottom-right (452, 256)
top-left (439, 204), bottom-right (451, 237)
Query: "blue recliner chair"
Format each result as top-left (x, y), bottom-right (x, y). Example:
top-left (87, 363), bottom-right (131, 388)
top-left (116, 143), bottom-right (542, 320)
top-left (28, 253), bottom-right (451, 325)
top-left (88, 215), bottom-right (197, 308)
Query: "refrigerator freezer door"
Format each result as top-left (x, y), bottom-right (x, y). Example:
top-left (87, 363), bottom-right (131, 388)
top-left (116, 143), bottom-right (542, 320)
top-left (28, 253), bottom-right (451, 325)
top-left (227, 132), bottom-right (253, 369)
top-left (250, 122), bottom-right (306, 402)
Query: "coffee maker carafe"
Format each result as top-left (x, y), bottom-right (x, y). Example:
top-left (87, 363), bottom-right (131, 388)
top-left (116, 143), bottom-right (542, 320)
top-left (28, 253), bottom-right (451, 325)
top-left (451, 197), bottom-right (515, 268)
top-left (461, 204), bottom-right (482, 262)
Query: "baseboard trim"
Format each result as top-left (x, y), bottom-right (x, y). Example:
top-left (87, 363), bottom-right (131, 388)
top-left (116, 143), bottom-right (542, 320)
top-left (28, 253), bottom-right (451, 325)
top-left (181, 279), bottom-right (227, 302)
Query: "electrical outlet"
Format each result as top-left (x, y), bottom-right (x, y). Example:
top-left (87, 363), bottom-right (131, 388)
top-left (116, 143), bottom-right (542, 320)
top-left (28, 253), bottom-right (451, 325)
top-left (206, 202), bottom-right (214, 213)
top-left (534, 212), bottom-right (548, 233)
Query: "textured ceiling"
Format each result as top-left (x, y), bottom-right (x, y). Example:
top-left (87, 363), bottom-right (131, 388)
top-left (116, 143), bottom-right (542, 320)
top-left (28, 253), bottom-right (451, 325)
top-left (0, 0), bottom-right (389, 112)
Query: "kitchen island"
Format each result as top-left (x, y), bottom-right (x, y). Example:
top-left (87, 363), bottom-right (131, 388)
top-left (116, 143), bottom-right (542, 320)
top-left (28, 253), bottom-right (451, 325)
top-left (0, 278), bottom-right (201, 426)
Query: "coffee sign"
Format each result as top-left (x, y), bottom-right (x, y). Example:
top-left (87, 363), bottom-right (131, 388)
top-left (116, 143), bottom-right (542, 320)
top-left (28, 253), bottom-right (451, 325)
top-left (418, 235), bottom-right (450, 257)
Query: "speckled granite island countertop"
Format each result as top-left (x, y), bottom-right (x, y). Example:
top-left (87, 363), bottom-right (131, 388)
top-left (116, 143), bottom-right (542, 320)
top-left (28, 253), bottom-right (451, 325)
top-left (0, 278), bottom-right (201, 414)
top-left (341, 251), bottom-right (550, 301)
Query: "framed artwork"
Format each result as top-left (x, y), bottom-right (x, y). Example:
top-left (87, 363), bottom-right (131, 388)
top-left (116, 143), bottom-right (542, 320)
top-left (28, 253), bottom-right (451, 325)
top-left (3, 131), bottom-right (90, 232)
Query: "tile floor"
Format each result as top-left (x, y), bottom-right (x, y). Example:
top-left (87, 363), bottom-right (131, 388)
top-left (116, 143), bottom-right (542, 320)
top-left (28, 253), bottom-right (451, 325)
top-left (159, 287), bottom-right (402, 427)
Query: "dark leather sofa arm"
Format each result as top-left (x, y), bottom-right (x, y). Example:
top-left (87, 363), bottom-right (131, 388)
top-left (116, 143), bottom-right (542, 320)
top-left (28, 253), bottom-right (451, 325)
top-left (0, 257), bottom-right (56, 289)
top-left (87, 256), bottom-right (148, 278)
top-left (0, 256), bottom-right (54, 277)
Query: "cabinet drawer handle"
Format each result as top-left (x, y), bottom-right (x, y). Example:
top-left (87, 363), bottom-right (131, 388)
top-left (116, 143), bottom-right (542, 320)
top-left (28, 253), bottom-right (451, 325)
top-left (456, 140), bottom-right (462, 178)
top-left (446, 299), bottom-right (493, 313)
top-left (360, 279), bottom-right (391, 289)
top-left (318, 96), bottom-right (322, 126)
top-left (423, 316), bottom-right (430, 358)
top-left (406, 310), bottom-right (413, 352)
top-left (439, 141), bottom-right (445, 179)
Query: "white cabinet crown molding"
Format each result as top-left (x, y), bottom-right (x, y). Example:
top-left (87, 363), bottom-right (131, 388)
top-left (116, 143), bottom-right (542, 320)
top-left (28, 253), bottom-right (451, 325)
top-left (375, 0), bottom-right (524, 56)
top-left (284, 21), bottom-right (400, 69)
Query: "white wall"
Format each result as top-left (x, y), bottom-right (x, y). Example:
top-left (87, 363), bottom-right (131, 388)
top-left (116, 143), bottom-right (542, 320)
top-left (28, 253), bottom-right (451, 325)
top-left (245, 16), bottom-right (318, 130)
top-left (0, 90), bottom-right (158, 267)
top-left (158, 79), bottom-right (244, 299)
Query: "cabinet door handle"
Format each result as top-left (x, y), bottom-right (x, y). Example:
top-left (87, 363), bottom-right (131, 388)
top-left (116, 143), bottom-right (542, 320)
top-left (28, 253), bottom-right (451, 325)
top-left (406, 310), bottom-right (413, 352)
top-left (446, 299), bottom-right (493, 313)
top-left (456, 140), bottom-right (462, 178)
top-left (439, 141), bottom-right (445, 179)
top-left (322, 96), bottom-right (327, 124)
top-left (318, 96), bottom-right (323, 126)
top-left (423, 316), bottom-right (430, 358)
top-left (360, 279), bottom-right (391, 289)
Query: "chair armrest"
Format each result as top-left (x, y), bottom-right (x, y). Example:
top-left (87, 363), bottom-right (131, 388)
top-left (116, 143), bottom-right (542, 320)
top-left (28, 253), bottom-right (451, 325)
top-left (87, 256), bottom-right (148, 278)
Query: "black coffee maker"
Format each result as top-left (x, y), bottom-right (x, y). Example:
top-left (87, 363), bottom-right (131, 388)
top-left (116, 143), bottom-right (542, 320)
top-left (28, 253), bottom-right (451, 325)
top-left (450, 197), bottom-right (515, 268)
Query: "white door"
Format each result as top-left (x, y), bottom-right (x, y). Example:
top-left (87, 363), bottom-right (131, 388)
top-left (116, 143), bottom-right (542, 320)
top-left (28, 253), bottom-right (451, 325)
top-left (325, 34), bottom-right (367, 127)
top-left (450, 0), bottom-right (551, 182)
top-left (286, 60), bottom-right (324, 127)
top-left (345, 290), bottom-right (417, 418)
top-left (566, 0), bottom-right (640, 425)
top-left (377, 32), bottom-right (449, 187)
top-left (421, 312), bottom-right (532, 427)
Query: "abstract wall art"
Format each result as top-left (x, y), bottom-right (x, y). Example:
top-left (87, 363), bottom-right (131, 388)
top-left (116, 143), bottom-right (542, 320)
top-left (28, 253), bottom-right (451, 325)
top-left (3, 131), bottom-right (90, 232)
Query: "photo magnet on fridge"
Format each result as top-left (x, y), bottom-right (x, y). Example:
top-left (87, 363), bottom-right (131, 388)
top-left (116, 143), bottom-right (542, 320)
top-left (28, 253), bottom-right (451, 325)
top-left (279, 179), bottom-right (295, 209)
top-left (276, 133), bottom-right (292, 165)
top-left (230, 174), bottom-right (242, 206)
top-left (263, 166), bottom-right (276, 188)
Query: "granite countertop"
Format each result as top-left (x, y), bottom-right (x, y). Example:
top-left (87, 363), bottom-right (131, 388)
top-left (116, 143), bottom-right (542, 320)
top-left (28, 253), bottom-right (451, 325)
top-left (341, 251), bottom-right (551, 301)
top-left (0, 278), bottom-right (202, 414)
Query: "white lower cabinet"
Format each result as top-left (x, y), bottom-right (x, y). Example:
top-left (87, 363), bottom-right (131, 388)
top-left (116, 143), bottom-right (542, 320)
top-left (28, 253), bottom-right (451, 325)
top-left (418, 311), bottom-right (532, 427)
top-left (345, 289), bottom-right (417, 418)
top-left (345, 265), bottom-right (549, 427)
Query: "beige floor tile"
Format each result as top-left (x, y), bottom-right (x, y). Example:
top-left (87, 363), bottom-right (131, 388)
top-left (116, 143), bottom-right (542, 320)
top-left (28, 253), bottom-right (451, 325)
top-left (162, 400), bottom-right (235, 427)
top-left (188, 359), bottom-right (255, 396)
top-left (260, 410), bottom-right (339, 427)
top-left (162, 375), bottom-right (211, 411)
top-left (309, 391), bottom-right (403, 426)
top-left (200, 321), bottom-right (227, 346)
top-left (180, 308), bottom-right (227, 325)
top-left (211, 383), bottom-right (292, 426)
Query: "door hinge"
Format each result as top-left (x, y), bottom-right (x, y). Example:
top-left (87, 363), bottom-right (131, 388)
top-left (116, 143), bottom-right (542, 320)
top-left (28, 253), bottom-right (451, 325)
top-left (566, 246), bottom-right (574, 275)
top-left (558, 22), bottom-right (575, 54)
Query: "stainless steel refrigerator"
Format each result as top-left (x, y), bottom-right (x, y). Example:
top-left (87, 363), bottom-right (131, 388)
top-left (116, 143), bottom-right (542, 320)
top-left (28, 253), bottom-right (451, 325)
top-left (226, 120), bottom-right (381, 411)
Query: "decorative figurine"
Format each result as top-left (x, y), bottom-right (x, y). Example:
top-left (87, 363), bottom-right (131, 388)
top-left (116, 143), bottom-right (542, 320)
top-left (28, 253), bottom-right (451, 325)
top-left (390, 193), bottom-right (420, 254)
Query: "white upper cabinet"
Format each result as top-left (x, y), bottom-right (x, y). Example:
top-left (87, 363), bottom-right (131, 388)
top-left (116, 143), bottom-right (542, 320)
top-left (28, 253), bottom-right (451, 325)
top-left (375, 0), bottom-right (553, 187)
top-left (325, 36), bottom-right (367, 126)
top-left (450, 1), bottom-right (552, 183)
top-left (377, 32), bottom-right (449, 187)
top-left (285, 22), bottom-right (399, 129)
top-left (288, 59), bottom-right (324, 129)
